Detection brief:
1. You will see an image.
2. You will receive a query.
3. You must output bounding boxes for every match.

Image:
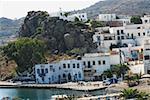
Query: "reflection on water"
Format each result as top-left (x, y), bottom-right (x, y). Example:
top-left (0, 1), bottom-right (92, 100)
top-left (0, 88), bottom-right (106, 100)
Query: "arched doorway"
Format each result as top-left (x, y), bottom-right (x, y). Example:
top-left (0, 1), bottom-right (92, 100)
top-left (68, 73), bottom-right (72, 81)
top-left (63, 74), bottom-right (67, 82)
top-left (58, 75), bottom-right (61, 83)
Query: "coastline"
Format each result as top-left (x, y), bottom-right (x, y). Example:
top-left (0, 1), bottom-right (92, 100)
top-left (0, 81), bottom-right (107, 91)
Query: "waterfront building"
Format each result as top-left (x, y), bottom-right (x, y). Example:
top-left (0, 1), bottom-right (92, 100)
top-left (35, 59), bottom-right (84, 84)
top-left (35, 63), bottom-right (60, 84)
top-left (82, 53), bottom-right (110, 81)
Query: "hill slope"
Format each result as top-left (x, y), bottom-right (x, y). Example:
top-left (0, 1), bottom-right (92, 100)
top-left (75, 0), bottom-right (150, 18)
top-left (0, 17), bottom-right (24, 37)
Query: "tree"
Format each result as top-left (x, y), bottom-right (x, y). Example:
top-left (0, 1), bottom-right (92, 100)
top-left (111, 64), bottom-right (129, 78)
top-left (121, 88), bottom-right (149, 100)
top-left (90, 20), bottom-right (104, 28)
top-left (121, 88), bottom-right (139, 99)
top-left (131, 16), bottom-right (142, 24)
top-left (64, 12), bottom-right (70, 17)
top-left (103, 69), bottom-right (113, 78)
top-left (3, 38), bottom-right (46, 74)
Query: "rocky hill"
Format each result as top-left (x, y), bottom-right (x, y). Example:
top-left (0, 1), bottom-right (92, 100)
top-left (0, 17), bottom-right (24, 37)
top-left (19, 11), bottom-right (96, 54)
top-left (74, 0), bottom-right (150, 18)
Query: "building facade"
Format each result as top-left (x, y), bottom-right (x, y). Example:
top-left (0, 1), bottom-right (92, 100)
top-left (144, 40), bottom-right (150, 74)
top-left (98, 14), bottom-right (116, 21)
top-left (82, 53), bottom-right (110, 81)
top-left (35, 59), bottom-right (84, 84)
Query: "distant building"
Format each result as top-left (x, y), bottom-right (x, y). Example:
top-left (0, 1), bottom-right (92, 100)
top-left (93, 23), bottom-right (150, 49)
top-left (98, 14), bottom-right (131, 26)
top-left (98, 14), bottom-right (116, 21)
top-left (141, 15), bottom-right (150, 24)
top-left (50, 11), bottom-right (88, 22)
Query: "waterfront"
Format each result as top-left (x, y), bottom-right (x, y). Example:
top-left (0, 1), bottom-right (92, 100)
top-left (0, 88), bottom-right (106, 100)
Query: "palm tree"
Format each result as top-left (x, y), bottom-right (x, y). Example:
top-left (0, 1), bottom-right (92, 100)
top-left (121, 88), bottom-right (150, 100)
top-left (121, 88), bottom-right (139, 99)
top-left (103, 69), bottom-right (113, 78)
top-left (112, 64), bottom-right (130, 79)
top-left (137, 92), bottom-right (150, 100)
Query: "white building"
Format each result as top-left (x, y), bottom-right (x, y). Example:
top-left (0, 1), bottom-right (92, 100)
top-left (98, 14), bottom-right (116, 21)
top-left (143, 40), bottom-right (150, 74)
top-left (35, 63), bottom-right (59, 84)
top-left (50, 11), bottom-right (88, 22)
top-left (141, 15), bottom-right (150, 24)
top-left (93, 23), bottom-right (150, 49)
top-left (98, 14), bottom-right (131, 26)
top-left (35, 52), bottom-right (112, 83)
top-left (82, 53), bottom-right (110, 81)
top-left (66, 13), bottom-right (88, 22)
top-left (35, 59), bottom-right (84, 84)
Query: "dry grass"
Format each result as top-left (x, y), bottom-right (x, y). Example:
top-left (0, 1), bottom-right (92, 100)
top-left (0, 53), bottom-right (17, 80)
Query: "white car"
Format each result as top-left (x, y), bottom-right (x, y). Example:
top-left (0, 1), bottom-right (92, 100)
top-left (103, 80), bottom-right (111, 85)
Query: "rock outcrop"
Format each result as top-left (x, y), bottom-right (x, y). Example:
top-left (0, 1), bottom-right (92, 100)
top-left (19, 11), bottom-right (96, 54)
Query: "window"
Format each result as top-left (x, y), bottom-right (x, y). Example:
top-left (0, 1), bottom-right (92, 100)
top-left (93, 61), bottom-right (95, 65)
top-left (45, 68), bottom-right (48, 73)
top-left (88, 61), bottom-right (91, 68)
top-left (137, 27), bottom-right (140, 29)
top-left (97, 36), bottom-right (100, 41)
top-left (121, 36), bottom-right (124, 39)
top-left (59, 67), bottom-right (61, 70)
top-left (77, 63), bottom-right (80, 68)
top-left (63, 74), bottom-right (66, 78)
top-left (63, 64), bottom-right (66, 68)
top-left (138, 33), bottom-right (140, 36)
top-left (98, 61), bottom-right (101, 65)
top-left (37, 69), bottom-right (40, 74)
top-left (127, 33), bottom-right (129, 36)
top-left (78, 72), bottom-right (81, 78)
top-left (143, 32), bottom-right (145, 36)
top-left (144, 55), bottom-right (150, 60)
top-left (53, 69), bottom-right (55, 72)
top-left (50, 65), bottom-right (53, 71)
top-left (117, 30), bottom-right (120, 35)
top-left (41, 69), bottom-right (44, 74)
top-left (73, 64), bottom-right (75, 68)
top-left (82, 15), bottom-right (84, 17)
top-left (103, 60), bottom-right (106, 65)
top-left (68, 64), bottom-right (70, 68)
top-left (83, 61), bottom-right (86, 65)
top-left (145, 20), bottom-right (148, 23)
top-left (121, 30), bottom-right (124, 34)
top-left (117, 36), bottom-right (120, 40)
top-left (52, 76), bottom-right (54, 81)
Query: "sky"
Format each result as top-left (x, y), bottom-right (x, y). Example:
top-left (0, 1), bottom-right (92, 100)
top-left (0, 0), bottom-right (103, 19)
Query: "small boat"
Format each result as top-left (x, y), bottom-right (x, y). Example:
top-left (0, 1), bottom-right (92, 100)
top-left (51, 95), bottom-right (68, 100)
